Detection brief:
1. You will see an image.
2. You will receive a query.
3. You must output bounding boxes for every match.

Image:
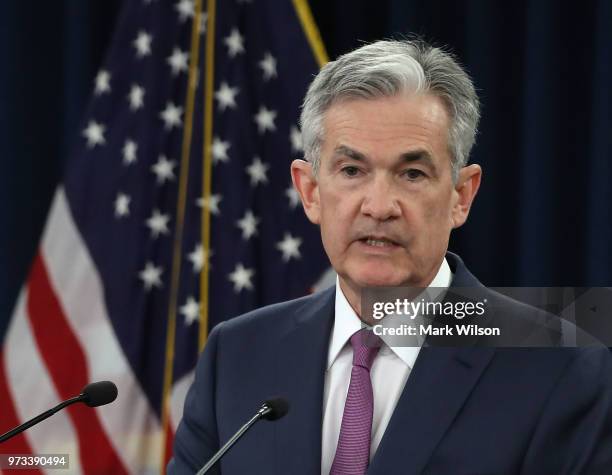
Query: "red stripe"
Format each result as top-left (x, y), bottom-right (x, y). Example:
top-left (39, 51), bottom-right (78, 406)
top-left (26, 254), bottom-right (129, 475)
top-left (0, 350), bottom-right (42, 475)
top-left (163, 421), bottom-right (175, 474)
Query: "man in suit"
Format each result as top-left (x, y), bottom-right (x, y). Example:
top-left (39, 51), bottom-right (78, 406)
top-left (169, 39), bottom-right (612, 474)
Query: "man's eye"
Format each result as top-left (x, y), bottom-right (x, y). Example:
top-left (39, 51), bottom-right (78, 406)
top-left (403, 169), bottom-right (426, 180)
top-left (341, 166), bottom-right (361, 177)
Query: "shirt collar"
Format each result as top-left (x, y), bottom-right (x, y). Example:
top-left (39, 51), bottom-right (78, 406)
top-left (328, 257), bottom-right (453, 369)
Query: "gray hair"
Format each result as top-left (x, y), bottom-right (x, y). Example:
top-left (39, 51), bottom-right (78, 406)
top-left (300, 39), bottom-right (480, 182)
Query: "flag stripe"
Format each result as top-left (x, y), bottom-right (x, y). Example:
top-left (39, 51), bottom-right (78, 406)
top-left (40, 189), bottom-right (161, 474)
top-left (163, 423), bottom-right (175, 473)
top-left (5, 291), bottom-right (83, 474)
top-left (170, 371), bottom-right (194, 432)
top-left (27, 254), bottom-right (129, 475)
top-left (0, 352), bottom-right (41, 474)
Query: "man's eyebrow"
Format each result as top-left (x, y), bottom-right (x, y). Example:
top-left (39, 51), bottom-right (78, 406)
top-left (333, 145), bottom-right (436, 169)
top-left (332, 145), bottom-right (368, 162)
top-left (399, 150), bottom-right (436, 168)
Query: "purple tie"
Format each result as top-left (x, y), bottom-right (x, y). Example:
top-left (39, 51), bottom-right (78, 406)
top-left (330, 330), bottom-right (382, 475)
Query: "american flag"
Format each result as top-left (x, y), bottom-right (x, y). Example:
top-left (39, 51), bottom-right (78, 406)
top-left (0, 0), bottom-right (331, 473)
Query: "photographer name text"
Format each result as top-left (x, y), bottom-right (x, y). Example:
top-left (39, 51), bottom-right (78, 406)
top-left (372, 323), bottom-right (500, 337)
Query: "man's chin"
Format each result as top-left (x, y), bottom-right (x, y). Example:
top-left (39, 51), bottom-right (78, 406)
top-left (351, 271), bottom-right (407, 288)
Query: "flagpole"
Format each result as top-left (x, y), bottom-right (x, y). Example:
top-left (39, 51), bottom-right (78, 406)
top-left (199, 0), bottom-right (216, 352)
top-left (160, 0), bottom-right (204, 472)
top-left (292, 0), bottom-right (329, 68)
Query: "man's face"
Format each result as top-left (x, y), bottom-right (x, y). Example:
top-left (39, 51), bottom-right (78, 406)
top-left (292, 93), bottom-right (480, 301)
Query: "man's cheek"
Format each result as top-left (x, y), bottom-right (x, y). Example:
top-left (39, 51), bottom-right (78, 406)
top-left (421, 195), bottom-right (449, 221)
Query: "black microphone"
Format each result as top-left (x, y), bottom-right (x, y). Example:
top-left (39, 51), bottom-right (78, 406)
top-left (0, 381), bottom-right (118, 443)
top-left (80, 381), bottom-right (118, 407)
top-left (196, 398), bottom-right (289, 475)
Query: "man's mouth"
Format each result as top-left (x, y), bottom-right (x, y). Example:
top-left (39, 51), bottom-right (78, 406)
top-left (359, 236), bottom-right (399, 247)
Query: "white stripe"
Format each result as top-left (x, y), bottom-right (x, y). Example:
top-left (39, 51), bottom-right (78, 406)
top-left (5, 290), bottom-right (84, 475)
top-left (170, 371), bottom-right (195, 432)
top-left (313, 267), bottom-right (336, 292)
top-left (39, 188), bottom-right (161, 474)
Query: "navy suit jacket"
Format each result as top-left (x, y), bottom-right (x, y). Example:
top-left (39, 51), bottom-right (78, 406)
top-left (169, 253), bottom-right (612, 474)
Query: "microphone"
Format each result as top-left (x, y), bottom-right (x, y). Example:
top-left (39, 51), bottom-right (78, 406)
top-left (80, 381), bottom-right (118, 407)
top-left (196, 398), bottom-right (289, 475)
top-left (0, 381), bottom-right (118, 443)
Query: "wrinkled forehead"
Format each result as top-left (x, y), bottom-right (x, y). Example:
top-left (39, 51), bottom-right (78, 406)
top-left (320, 93), bottom-right (453, 166)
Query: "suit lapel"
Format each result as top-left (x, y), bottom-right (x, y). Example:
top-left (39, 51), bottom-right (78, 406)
top-left (368, 346), bottom-right (496, 474)
top-left (271, 253), bottom-right (490, 474)
top-left (274, 287), bottom-right (335, 475)
top-left (368, 253), bottom-right (495, 474)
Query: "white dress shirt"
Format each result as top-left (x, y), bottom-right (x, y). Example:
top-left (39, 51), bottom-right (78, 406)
top-left (321, 259), bottom-right (453, 474)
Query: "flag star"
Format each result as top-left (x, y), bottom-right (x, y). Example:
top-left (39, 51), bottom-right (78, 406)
top-left (290, 125), bottom-right (303, 152)
top-left (160, 102), bottom-right (183, 130)
top-left (258, 52), bottom-right (277, 81)
top-left (196, 194), bottom-right (222, 215)
top-left (127, 84), bottom-right (145, 110)
top-left (211, 137), bottom-right (230, 164)
top-left (285, 185), bottom-right (300, 209)
top-left (151, 155), bottom-right (177, 184)
top-left (246, 157), bottom-right (269, 186)
top-left (82, 120), bottom-right (106, 148)
top-left (114, 192), bottom-right (131, 218)
top-left (122, 139), bottom-right (138, 165)
top-left (175, 0), bottom-right (195, 21)
top-left (187, 243), bottom-right (213, 273)
top-left (133, 31), bottom-right (152, 58)
top-left (224, 28), bottom-right (245, 57)
top-left (139, 262), bottom-right (163, 291)
top-left (198, 12), bottom-right (208, 35)
top-left (94, 70), bottom-right (111, 95)
top-left (236, 210), bottom-right (260, 240)
top-left (146, 209), bottom-right (171, 238)
top-left (167, 47), bottom-right (189, 76)
top-left (228, 263), bottom-right (255, 293)
top-left (253, 106), bottom-right (277, 134)
top-left (180, 296), bottom-right (200, 325)
top-left (214, 82), bottom-right (239, 111)
top-left (276, 233), bottom-right (303, 262)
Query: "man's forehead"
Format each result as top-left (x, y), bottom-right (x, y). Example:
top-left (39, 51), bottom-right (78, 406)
top-left (320, 94), bottom-right (452, 167)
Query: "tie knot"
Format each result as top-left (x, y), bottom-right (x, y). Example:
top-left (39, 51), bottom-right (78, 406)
top-left (350, 330), bottom-right (382, 370)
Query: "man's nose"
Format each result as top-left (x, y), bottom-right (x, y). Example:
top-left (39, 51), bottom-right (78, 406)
top-left (360, 178), bottom-right (401, 221)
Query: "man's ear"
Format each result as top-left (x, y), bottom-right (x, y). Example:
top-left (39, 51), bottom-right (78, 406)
top-left (451, 164), bottom-right (482, 229)
top-left (290, 159), bottom-right (321, 224)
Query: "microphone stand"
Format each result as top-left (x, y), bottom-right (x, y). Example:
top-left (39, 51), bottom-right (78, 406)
top-left (0, 395), bottom-right (82, 443)
top-left (196, 405), bottom-right (273, 475)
